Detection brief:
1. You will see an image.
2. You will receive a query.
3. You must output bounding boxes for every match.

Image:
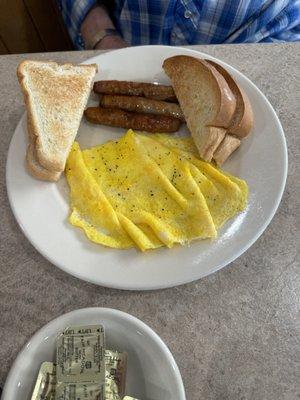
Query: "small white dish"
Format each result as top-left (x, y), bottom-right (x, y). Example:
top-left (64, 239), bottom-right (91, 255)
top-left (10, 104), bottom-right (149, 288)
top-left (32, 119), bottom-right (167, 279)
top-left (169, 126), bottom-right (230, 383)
top-left (2, 307), bottom-right (185, 400)
top-left (6, 45), bottom-right (288, 290)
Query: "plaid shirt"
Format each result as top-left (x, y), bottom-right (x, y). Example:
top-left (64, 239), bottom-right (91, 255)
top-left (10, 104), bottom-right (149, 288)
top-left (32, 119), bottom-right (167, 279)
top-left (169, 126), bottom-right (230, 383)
top-left (56, 0), bottom-right (300, 49)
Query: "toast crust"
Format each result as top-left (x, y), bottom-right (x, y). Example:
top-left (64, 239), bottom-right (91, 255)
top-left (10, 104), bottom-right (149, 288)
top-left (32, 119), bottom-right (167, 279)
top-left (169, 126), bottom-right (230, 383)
top-left (200, 60), bottom-right (236, 128)
top-left (20, 71), bottom-right (61, 181)
top-left (17, 60), bottom-right (97, 172)
top-left (229, 85), bottom-right (253, 138)
top-left (207, 60), bottom-right (253, 138)
top-left (26, 139), bottom-right (61, 182)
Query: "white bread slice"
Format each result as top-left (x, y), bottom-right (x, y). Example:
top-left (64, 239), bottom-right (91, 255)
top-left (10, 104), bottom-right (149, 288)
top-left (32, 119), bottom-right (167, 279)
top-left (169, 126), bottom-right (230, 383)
top-left (207, 60), bottom-right (253, 138)
top-left (26, 137), bottom-right (61, 182)
top-left (213, 134), bottom-right (241, 166)
top-left (163, 56), bottom-right (236, 161)
top-left (17, 60), bottom-right (97, 172)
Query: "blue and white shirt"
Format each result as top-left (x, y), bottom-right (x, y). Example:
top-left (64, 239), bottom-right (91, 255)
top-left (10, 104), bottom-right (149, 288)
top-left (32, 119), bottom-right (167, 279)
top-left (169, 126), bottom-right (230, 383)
top-left (56, 0), bottom-right (300, 49)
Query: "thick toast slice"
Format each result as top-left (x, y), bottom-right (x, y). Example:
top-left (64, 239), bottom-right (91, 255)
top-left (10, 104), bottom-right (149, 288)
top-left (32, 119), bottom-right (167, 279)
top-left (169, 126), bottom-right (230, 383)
top-left (163, 56), bottom-right (236, 161)
top-left (17, 60), bottom-right (97, 172)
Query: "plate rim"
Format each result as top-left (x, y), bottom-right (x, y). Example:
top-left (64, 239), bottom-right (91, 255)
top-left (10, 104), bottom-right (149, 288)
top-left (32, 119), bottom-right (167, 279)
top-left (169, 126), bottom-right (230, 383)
top-left (6, 45), bottom-right (288, 290)
top-left (2, 307), bottom-right (186, 400)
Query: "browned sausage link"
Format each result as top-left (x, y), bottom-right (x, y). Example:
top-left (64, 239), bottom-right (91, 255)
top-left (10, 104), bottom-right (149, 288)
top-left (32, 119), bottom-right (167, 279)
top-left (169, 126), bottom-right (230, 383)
top-left (93, 80), bottom-right (177, 102)
top-left (100, 95), bottom-right (185, 121)
top-left (84, 107), bottom-right (181, 133)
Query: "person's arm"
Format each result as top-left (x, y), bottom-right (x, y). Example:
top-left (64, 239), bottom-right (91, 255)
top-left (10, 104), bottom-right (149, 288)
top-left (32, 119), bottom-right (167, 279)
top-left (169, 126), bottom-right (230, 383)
top-left (80, 3), bottom-right (127, 50)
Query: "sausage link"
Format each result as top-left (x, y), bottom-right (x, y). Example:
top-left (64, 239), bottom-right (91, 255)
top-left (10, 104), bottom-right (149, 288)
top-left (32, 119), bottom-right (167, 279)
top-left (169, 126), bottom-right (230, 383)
top-left (100, 95), bottom-right (185, 121)
top-left (93, 80), bottom-right (177, 102)
top-left (84, 107), bottom-right (181, 133)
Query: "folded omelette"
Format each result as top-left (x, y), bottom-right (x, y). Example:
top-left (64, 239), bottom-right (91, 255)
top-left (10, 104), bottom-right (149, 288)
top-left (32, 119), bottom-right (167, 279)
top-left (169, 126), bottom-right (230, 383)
top-left (65, 130), bottom-right (248, 251)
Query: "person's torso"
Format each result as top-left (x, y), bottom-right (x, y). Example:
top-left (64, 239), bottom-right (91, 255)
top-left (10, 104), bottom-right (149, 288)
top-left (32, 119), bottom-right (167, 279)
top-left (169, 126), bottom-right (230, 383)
top-left (112, 0), bottom-right (299, 45)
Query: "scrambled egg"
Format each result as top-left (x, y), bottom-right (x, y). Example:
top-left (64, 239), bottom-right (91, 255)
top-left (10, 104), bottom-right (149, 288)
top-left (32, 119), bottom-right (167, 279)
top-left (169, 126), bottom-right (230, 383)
top-left (144, 134), bottom-right (248, 228)
top-left (65, 130), bottom-right (248, 251)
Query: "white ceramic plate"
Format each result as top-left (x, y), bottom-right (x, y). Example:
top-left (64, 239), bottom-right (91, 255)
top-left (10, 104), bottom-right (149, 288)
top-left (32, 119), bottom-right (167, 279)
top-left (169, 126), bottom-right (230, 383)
top-left (6, 45), bottom-right (287, 290)
top-left (2, 307), bottom-right (185, 400)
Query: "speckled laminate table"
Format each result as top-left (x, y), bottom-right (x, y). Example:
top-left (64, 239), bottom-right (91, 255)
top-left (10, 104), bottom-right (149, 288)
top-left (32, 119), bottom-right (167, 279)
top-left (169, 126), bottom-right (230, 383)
top-left (0, 44), bottom-right (299, 400)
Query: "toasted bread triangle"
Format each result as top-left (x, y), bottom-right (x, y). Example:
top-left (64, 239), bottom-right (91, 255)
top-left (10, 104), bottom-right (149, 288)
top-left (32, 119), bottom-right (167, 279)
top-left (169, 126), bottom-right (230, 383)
top-left (17, 60), bottom-right (97, 172)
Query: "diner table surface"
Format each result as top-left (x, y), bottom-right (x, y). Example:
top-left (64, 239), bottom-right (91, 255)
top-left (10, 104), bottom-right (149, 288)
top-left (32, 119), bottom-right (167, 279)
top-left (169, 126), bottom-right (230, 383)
top-left (0, 43), bottom-right (299, 399)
